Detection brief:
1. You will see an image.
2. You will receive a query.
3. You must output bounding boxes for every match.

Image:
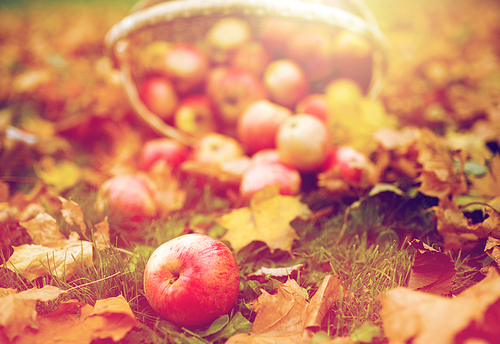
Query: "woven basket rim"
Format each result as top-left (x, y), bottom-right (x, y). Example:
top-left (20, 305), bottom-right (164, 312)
top-left (105, 0), bottom-right (389, 146)
top-left (104, 0), bottom-right (389, 57)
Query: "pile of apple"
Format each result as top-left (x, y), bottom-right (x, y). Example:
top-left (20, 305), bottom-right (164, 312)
top-left (98, 16), bottom-right (376, 220)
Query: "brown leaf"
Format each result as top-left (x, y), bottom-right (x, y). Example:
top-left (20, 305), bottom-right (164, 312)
top-left (59, 197), bottom-right (87, 235)
top-left (226, 275), bottom-right (345, 344)
top-left (19, 212), bottom-right (65, 245)
top-left (433, 199), bottom-right (500, 252)
top-left (217, 185), bottom-right (311, 254)
top-left (469, 154), bottom-right (500, 199)
top-left (379, 267), bottom-right (500, 344)
top-left (407, 239), bottom-right (456, 295)
top-left (416, 128), bottom-right (468, 200)
top-left (485, 237), bottom-right (500, 268)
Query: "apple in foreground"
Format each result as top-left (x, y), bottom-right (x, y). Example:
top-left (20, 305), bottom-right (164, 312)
top-left (276, 113), bottom-right (331, 172)
top-left (144, 234), bottom-right (240, 327)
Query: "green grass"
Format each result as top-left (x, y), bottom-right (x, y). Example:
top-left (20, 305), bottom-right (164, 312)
top-left (0, 180), bottom-right (481, 343)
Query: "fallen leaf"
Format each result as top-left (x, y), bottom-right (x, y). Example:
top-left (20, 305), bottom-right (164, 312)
top-left (226, 275), bottom-right (344, 344)
top-left (93, 217), bottom-right (110, 248)
top-left (19, 212), bottom-right (65, 245)
top-left (5, 237), bottom-right (93, 281)
top-left (485, 236), bottom-right (500, 268)
top-left (0, 285), bottom-right (64, 342)
top-left (407, 239), bottom-right (456, 295)
top-left (216, 185), bottom-right (311, 254)
top-left (379, 267), bottom-right (500, 344)
top-left (1, 290), bottom-right (138, 344)
top-left (59, 197), bottom-right (87, 235)
top-left (34, 156), bottom-right (82, 192)
top-left (433, 198), bottom-right (500, 252)
top-left (416, 128), bottom-right (468, 200)
top-left (468, 154), bottom-right (500, 200)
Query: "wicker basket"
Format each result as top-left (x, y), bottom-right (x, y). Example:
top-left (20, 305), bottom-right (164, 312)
top-left (104, 0), bottom-right (389, 146)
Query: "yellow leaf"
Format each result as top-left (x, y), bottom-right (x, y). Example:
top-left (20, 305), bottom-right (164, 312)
top-left (6, 238), bottom-right (93, 281)
top-left (216, 185), bottom-right (311, 254)
top-left (35, 156), bottom-right (81, 192)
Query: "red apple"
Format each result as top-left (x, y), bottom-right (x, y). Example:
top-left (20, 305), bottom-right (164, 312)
top-left (174, 94), bottom-right (218, 137)
top-left (263, 59), bottom-right (309, 108)
top-left (95, 173), bottom-right (157, 221)
top-left (205, 17), bottom-right (251, 63)
top-left (163, 42), bottom-right (209, 94)
top-left (259, 17), bottom-right (299, 58)
top-left (139, 138), bottom-right (189, 171)
top-left (229, 41), bottom-right (271, 76)
top-left (322, 145), bottom-right (370, 183)
top-left (331, 31), bottom-right (374, 93)
top-left (138, 75), bottom-right (179, 120)
top-left (206, 67), bottom-right (268, 125)
top-left (192, 132), bottom-right (245, 165)
top-left (250, 148), bottom-right (281, 167)
top-left (240, 162), bottom-right (302, 200)
top-left (144, 233), bottom-right (240, 327)
top-left (236, 100), bottom-right (292, 154)
top-left (276, 113), bottom-right (331, 172)
top-left (295, 93), bottom-right (329, 122)
top-left (286, 24), bottom-right (336, 82)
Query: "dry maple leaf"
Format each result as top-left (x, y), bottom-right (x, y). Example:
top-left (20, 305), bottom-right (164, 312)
top-left (416, 128), bottom-right (468, 200)
top-left (432, 198), bottom-right (500, 252)
top-left (226, 275), bottom-right (345, 344)
top-left (216, 185), bottom-right (311, 254)
top-left (379, 267), bottom-right (500, 344)
top-left (5, 235), bottom-right (93, 281)
top-left (0, 285), bottom-right (65, 342)
top-left (407, 239), bottom-right (456, 295)
top-left (1, 289), bottom-right (138, 344)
